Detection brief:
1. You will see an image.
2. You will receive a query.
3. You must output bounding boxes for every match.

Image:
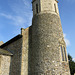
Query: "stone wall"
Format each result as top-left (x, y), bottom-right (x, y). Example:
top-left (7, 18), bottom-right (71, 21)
top-left (21, 28), bottom-right (29, 75)
top-left (0, 29), bottom-right (31, 75)
top-left (29, 13), bottom-right (70, 75)
top-left (0, 55), bottom-right (11, 75)
top-left (32, 0), bottom-right (59, 16)
top-left (1, 37), bottom-right (22, 75)
top-left (21, 26), bottom-right (32, 75)
top-left (40, 0), bottom-right (59, 14)
top-left (0, 55), bottom-right (1, 75)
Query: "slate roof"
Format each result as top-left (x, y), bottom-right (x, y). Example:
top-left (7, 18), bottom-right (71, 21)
top-left (0, 48), bottom-right (13, 56)
top-left (0, 34), bottom-right (22, 48)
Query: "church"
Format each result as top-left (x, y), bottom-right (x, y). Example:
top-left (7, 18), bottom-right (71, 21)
top-left (0, 0), bottom-right (70, 75)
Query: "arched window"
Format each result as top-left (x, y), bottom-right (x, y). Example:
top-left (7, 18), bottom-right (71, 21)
top-left (60, 46), bottom-right (64, 61)
top-left (36, 4), bottom-right (39, 14)
top-left (54, 4), bottom-right (57, 13)
top-left (63, 46), bottom-right (67, 61)
top-left (60, 45), bottom-right (67, 61)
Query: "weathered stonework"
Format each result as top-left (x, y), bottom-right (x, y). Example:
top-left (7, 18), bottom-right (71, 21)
top-left (0, 0), bottom-right (71, 75)
top-left (0, 55), bottom-right (1, 75)
top-left (0, 28), bottom-right (31, 75)
top-left (21, 28), bottom-right (29, 75)
top-left (0, 48), bottom-right (13, 75)
top-left (0, 35), bottom-right (22, 75)
top-left (0, 55), bottom-right (11, 75)
top-left (29, 12), bottom-right (70, 75)
top-left (31, 0), bottom-right (70, 74)
top-left (32, 0), bottom-right (59, 16)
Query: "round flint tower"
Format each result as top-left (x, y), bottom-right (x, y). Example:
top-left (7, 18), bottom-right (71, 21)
top-left (30, 0), bottom-right (70, 75)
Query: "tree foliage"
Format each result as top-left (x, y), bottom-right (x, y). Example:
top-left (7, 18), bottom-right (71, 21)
top-left (68, 54), bottom-right (75, 75)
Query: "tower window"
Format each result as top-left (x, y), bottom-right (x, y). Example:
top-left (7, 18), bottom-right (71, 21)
top-left (36, 4), bottom-right (39, 14)
top-left (60, 46), bottom-right (64, 61)
top-left (63, 47), bottom-right (67, 61)
top-left (60, 45), bottom-right (67, 62)
top-left (54, 4), bottom-right (57, 13)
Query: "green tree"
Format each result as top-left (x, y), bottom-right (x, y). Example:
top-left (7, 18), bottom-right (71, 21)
top-left (68, 54), bottom-right (75, 75)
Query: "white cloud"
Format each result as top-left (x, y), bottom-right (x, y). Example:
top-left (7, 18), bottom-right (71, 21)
top-left (64, 33), bottom-right (70, 47)
top-left (22, 0), bottom-right (31, 8)
top-left (0, 0), bottom-right (33, 36)
top-left (8, 0), bottom-right (33, 27)
top-left (0, 13), bottom-right (26, 27)
top-left (0, 0), bottom-right (33, 43)
top-left (0, 13), bottom-right (13, 19)
top-left (73, 58), bottom-right (75, 62)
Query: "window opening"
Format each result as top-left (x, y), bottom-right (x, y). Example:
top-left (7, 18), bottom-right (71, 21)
top-left (60, 46), bottom-right (64, 61)
top-left (63, 47), bottom-right (67, 61)
top-left (36, 4), bottom-right (39, 14)
top-left (54, 4), bottom-right (57, 13)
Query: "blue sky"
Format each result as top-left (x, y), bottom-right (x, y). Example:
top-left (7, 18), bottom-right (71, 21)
top-left (0, 0), bottom-right (75, 61)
